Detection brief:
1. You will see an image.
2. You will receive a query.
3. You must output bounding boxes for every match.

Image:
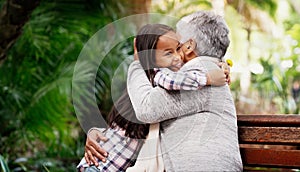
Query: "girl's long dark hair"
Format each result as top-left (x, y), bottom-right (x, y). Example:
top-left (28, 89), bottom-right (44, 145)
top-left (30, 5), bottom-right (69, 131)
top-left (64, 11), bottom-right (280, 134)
top-left (108, 89), bottom-right (149, 139)
top-left (135, 24), bottom-right (174, 85)
top-left (107, 24), bottom-right (174, 139)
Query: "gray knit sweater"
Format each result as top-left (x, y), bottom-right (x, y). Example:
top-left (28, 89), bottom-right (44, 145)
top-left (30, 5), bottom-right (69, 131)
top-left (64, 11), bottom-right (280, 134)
top-left (127, 58), bottom-right (243, 172)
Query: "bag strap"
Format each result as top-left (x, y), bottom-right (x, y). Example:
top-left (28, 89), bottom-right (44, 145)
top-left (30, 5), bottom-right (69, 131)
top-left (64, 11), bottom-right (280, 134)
top-left (147, 123), bottom-right (159, 139)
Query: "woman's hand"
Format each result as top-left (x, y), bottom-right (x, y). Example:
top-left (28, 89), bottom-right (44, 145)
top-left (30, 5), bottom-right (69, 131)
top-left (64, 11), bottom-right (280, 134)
top-left (84, 129), bottom-right (108, 166)
top-left (219, 61), bottom-right (231, 85)
top-left (206, 69), bottom-right (227, 86)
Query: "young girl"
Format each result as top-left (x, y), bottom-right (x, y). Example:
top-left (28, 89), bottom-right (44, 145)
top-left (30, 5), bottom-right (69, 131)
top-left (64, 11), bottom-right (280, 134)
top-left (79, 23), bottom-right (227, 172)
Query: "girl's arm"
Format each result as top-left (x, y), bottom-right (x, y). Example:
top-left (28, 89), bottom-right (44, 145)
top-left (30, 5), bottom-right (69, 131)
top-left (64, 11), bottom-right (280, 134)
top-left (127, 61), bottom-right (209, 123)
top-left (153, 67), bottom-right (226, 91)
top-left (153, 68), bottom-right (207, 90)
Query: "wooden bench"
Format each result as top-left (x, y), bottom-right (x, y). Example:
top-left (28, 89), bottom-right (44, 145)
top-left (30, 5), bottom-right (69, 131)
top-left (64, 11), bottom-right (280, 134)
top-left (237, 114), bottom-right (300, 170)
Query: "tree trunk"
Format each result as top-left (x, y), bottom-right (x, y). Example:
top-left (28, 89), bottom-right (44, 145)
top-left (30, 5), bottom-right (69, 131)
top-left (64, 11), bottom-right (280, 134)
top-left (211, 0), bottom-right (225, 16)
top-left (0, 0), bottom-right (40, 64)
top-left (116, 0), bottom-right (151, 28)
top-left (118, 0), bottom-right (151, 16)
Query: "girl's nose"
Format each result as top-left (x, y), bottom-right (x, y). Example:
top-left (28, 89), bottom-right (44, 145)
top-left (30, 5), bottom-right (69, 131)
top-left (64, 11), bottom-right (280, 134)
top-left (177, 48), bottom-right (185, 61)
top-left (174, 50), bottom-right (184, 61)
top-left (173, 53), bottom-right (181, 61)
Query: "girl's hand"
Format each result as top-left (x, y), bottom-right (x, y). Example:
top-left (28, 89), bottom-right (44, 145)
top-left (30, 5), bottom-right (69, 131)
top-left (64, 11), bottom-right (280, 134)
top-left (84, 129), bottom-right (108, 166)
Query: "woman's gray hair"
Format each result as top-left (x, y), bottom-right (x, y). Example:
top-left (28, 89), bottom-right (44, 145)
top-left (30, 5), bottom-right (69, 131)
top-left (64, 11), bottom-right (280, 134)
top-left (176, 11), bottom-right (230, 59)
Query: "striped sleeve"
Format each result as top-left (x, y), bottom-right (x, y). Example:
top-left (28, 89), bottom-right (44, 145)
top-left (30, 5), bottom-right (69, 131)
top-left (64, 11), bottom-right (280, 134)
top-left (153, 68), bottom-right (207, 90)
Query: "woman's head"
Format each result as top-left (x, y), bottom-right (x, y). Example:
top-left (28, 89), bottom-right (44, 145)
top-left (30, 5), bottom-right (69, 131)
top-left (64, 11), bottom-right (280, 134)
top-left (176, 11), bottom-right (230, 59)
top-left (135, 24), bottom-right (183, 84)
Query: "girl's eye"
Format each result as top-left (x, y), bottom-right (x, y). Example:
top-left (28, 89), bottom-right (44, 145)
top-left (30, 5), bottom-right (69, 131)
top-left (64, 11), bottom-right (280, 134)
top-left (164, 51), bottom-right (173, 56)
top-left (176, 44), bottom-right (183, 52)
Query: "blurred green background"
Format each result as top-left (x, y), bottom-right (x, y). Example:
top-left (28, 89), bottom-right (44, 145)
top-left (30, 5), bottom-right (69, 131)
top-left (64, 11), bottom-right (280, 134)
top-left (0, 0), bottom-right (299, 171)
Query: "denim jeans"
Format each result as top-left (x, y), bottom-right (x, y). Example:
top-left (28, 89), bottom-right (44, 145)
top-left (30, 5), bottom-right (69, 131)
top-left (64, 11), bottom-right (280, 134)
top-left (83, 166), bottom-right (100, 172)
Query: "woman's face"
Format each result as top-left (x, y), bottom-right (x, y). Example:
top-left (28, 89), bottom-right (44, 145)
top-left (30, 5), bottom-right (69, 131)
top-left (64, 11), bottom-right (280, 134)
top-left (155, 31), bottom-right (184, 72)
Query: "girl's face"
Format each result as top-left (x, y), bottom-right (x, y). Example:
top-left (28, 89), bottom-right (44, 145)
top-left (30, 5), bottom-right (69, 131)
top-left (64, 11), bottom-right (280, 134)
top-left (155, 31), bottom-right (184, 72)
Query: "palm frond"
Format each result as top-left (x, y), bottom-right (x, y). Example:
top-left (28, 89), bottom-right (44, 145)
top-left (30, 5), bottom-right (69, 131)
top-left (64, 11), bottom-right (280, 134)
top-left (0, 155), bottom-right (10, 172)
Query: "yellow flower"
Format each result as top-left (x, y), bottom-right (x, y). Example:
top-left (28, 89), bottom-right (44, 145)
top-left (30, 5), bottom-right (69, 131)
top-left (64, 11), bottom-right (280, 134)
top-left (226, 59), bottom-right (233, 67)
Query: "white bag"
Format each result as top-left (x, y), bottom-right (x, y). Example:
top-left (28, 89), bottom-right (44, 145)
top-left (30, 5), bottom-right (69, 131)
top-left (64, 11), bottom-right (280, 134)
top-left (126, 123), bottom-right (165, 172)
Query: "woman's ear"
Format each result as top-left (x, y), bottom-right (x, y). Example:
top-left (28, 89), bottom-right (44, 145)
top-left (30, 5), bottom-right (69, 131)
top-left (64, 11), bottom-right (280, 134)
top-left (183, 39), bottom-right (196, 57)
top-left (184, 47), bottom-right (194, 56)
top-left (133, 38), bottom-right (139, 60)
top-left (183, 50), bottom-right (194, 63)
top-left (183, 54), bottom-right (194, 63)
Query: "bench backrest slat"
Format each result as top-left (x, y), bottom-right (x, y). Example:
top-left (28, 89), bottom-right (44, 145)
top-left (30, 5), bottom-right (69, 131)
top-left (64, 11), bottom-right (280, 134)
top-left (239, 126), bottom-right (300, 145)
top-left (240, 148), bottom-right (300, 168)
top-left (238, 115), bottom-right (300, 126)
top-left (237, 114), bottom-right (300, 169)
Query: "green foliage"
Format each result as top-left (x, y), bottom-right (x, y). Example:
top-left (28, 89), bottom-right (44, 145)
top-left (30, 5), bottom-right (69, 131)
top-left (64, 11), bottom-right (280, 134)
top-left (152, 0), bottom-right (211, 20)
top-left (0, 0), bottom-right (133, 171)
top-left (245, 0), bottom-right (277, 17)
top-left (251, 57), bottom-right (298, 114)
top-left (0, 155), bottom-right (10, 172)
top-left (251, 21), bottom-right (300, 114)
top-left (284, 12), bottom-right (300, 30)
top-left (1, 0), bottom-right (299, 171)
top-left (151, 0), bottom-right (299, 114)
top-left (96, 40), bottom-right (134, 117)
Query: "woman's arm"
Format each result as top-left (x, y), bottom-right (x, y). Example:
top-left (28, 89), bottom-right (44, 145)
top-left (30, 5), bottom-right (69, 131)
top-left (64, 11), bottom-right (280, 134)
top-left (127, 61), bottom-right (208, 123)
top-left (84, 128), bottom-right (108, 166)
